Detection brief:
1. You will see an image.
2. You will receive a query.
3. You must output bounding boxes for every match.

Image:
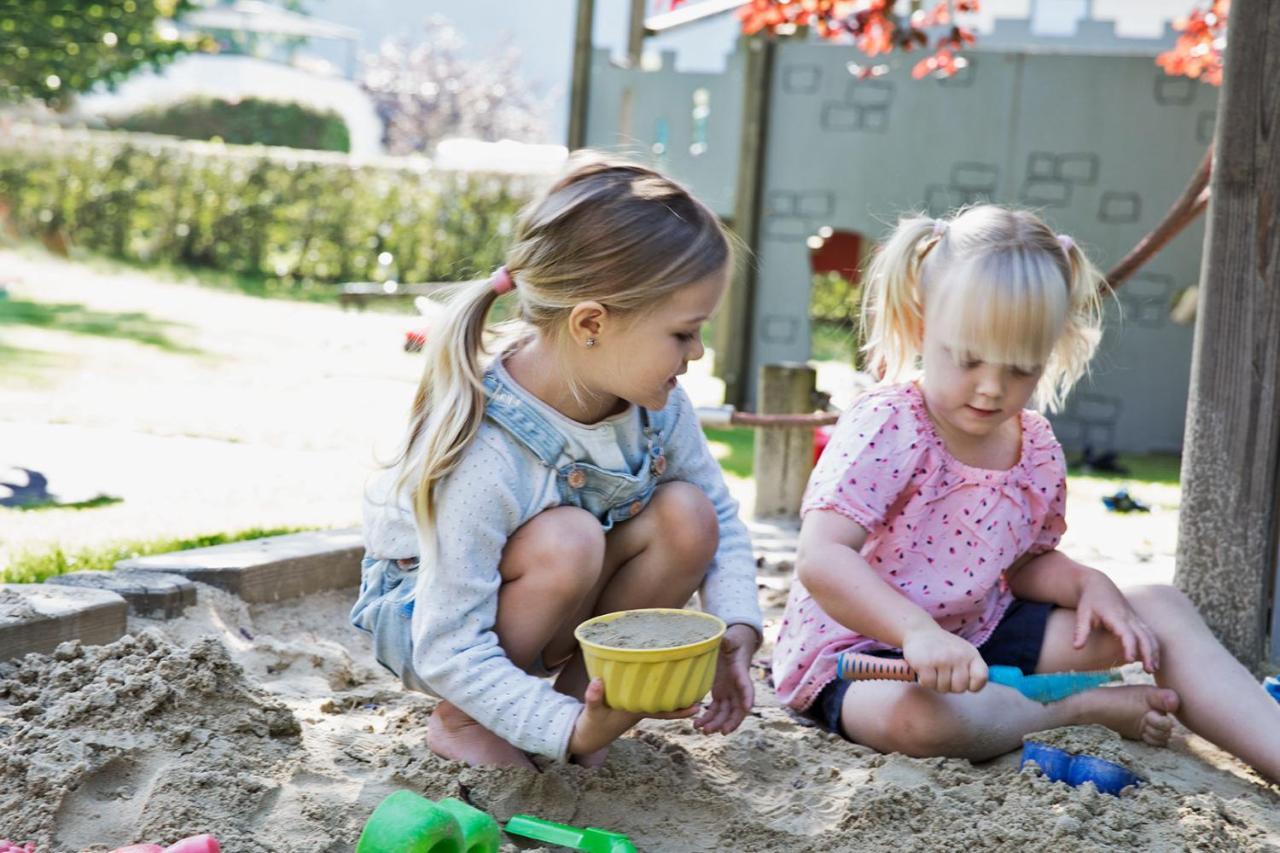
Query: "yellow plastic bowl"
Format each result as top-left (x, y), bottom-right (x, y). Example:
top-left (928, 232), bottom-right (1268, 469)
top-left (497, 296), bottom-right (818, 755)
top-left (574, 608), bottom-right (726, 713)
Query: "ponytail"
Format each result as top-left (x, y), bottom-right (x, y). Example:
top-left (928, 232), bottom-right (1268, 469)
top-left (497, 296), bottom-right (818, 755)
top-left (860, 215), bottom-right (943, 381)
top-left (1038, 238), bottom-right (1106, 412)
top-left (394, 273), bottom-right (507, 557)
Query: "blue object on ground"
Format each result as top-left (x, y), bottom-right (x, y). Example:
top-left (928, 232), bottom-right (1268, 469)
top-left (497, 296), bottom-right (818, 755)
top-left (1265, 676), bottom-right (1280, 703)
top-left (1102, 489), bottom-right (1151, 513)
top-left (1021, 741), bottom-right (1142, 796)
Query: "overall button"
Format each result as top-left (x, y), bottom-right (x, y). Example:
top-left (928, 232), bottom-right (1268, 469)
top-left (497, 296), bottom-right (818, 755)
top-left (567, 469), bottom-right (587, 489)
top-left (629, 500), bottom-right (644, 517)
top-left (651, 455), bottom-right (667, 476)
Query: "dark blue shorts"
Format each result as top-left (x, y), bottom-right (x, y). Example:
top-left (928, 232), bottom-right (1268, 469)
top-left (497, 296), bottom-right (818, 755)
top-left (805, 598), bottom-right (1055, 740)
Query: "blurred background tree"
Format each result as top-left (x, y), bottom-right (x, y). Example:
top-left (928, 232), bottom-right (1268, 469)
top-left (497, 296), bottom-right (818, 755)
top-left (0, 0), bottom-right (212, 109)
top-left (360, 15), bottom-right (549, 156)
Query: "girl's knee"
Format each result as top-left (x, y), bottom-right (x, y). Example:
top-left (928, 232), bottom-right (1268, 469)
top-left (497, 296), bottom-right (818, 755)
top-left (849, 689), bottom-right (966, 757)
top-left (503, 506), bottom-right (605, 593)
top-left (1127, 584), bottom-right (1198, 626)
top-left (649, 481), bottom-right (719, 565)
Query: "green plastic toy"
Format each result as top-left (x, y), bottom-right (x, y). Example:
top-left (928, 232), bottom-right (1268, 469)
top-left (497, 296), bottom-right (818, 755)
top-left (504, 815), bottom-right (637, 853)
top-left (356, 791), bottom-right (500, 853)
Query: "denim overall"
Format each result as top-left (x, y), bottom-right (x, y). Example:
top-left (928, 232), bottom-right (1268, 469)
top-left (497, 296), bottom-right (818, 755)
top-left (350, 367), bottom-right (671, 689)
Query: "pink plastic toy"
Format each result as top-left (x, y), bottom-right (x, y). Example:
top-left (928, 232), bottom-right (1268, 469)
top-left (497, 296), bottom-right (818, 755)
top-left (108, 835), bottom-right (220, 853)
top-left (0, 842), bottom-right (37, 853)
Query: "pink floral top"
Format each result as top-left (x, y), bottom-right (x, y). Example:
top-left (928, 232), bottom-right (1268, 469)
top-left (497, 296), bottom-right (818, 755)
top-left (771, 382), bottom-right (1067, 711)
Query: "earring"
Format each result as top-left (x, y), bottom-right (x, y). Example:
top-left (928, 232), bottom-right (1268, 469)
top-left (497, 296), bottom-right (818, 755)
top-left (585, 337), bottom-right (597, 348)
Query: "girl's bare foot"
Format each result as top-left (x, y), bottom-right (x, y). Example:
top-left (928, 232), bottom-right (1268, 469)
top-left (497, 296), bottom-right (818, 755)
top-left (1068, 685), bottom-right (1180, 746)
top-left (572, 746), bottom-right (610, 769)
top-left (426, 701), bottom-right (537, 769)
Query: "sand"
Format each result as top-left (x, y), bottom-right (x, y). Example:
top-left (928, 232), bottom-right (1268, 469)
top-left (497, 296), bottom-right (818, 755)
top-left (579, 611), bottom-right (721, 649)
top-left (1, 584), bottom-right (1278, 852)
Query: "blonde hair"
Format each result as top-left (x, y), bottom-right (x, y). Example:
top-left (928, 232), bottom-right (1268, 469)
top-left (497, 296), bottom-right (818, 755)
top-left (394, 152), bottom-right (730, 553)
top-left (860, 205), bottom-right (1107, 412)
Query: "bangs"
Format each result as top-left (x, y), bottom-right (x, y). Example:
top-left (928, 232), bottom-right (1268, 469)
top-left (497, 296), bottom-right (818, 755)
top-left (924, 250), bottom-right (1068, 372)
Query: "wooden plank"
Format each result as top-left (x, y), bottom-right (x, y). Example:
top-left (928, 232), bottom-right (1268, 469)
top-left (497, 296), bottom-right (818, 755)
top-left (1, 584), bottom-right (128, 661)
top-left (115, 528), bottom-right (363, 604)
top-left (1173, 0), bottom-right (1280, 662)
top-left (752, 362), bottom-right (816, 518)
top-left (568, 0), bottom-right (595, 150)
top-left (627, 0), bottom-right (647, 66)
top-left (46, 570), bottom-right (197, 620)
top-left (715, 35), bottom-right (776, 408)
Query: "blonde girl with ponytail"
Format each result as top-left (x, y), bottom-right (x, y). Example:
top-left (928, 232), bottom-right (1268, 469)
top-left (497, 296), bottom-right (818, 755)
top-left (352, 154), bottom-right (763, 769)
top-left (772, 205), bottom-right (1280, 783)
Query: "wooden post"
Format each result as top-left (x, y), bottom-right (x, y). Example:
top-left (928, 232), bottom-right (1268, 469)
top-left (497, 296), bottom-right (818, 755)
top-left (567, 0), bottom-right (595, 150)
top-left (1173, 0), bottom-right (1280, 663)
top-left (752, 363), bottom-right (817, 518)
top-left (627, 0), bottom-right (647, 66)
top-left (714, 35), bottom-right (775, 409)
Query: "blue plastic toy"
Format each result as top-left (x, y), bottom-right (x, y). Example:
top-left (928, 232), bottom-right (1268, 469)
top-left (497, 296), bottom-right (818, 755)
top-left (838, 652), bottom-right (1121, 703)
top-left (1021, 741), bottom-right (1142, 795)
top-left (1264, 675), bottom-right (1280, 704)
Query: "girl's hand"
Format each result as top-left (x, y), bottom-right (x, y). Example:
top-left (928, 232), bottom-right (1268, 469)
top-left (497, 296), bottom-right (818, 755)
top-left (1075, 570), bottom-right (1160, 672)
top-left (901, 624), bottom-right (988, 693)
top-left (694, 624), bottom-right (759, 735)
top-left (568, 678), bottom-right (697, 757)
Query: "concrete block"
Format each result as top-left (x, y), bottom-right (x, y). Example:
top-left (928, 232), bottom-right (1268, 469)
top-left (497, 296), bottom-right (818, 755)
top-left (1, 584), bottom-right (128, 661)
top-left (46, 570), bottom-right (197, 619)
top-left (115, 528), bottom-right (363, 603)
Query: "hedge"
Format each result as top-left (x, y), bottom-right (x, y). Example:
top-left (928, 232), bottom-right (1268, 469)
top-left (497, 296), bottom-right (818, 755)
top-left (0, 123), bottom-right (541, 290)
top-left (108, 96), bottom-right (352, 153)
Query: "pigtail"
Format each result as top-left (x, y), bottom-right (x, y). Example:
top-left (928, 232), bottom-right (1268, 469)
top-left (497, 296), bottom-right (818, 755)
top-left (394, 274), bottom-right (507, 559)
top-left (860, 215), bottom-right (944, 382)
top-left (1037, 239), bottom-right (1107, 412)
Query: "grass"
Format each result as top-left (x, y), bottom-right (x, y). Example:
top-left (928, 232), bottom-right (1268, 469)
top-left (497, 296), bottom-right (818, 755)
top-left (6, 494), bottom-right (124, 512)
top-left (703, 427), bottom-right (755, 479)
top-left (1, 525), bottom-right (314, 584)
top-left (702, 420), bottom-right (1180, 491)
top-left (1066, 452), bottom-right (1182, 487)
top-left (0, 296), bottom-right (201, 355)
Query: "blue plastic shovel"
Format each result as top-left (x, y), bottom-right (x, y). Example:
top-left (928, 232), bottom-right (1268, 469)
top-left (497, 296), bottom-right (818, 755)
top-left (838, 652), bottom-right (1121, 703)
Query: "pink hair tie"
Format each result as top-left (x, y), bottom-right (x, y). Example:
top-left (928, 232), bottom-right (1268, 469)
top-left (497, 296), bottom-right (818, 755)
top-left (1057, 234), bottom-right (1075, 254)
top-left (932, 219), bottom-right (947, 239)
top-left (490, 266), bottom-right (514, 295)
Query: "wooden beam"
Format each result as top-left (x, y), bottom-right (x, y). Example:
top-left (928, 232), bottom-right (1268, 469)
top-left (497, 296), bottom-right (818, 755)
top-left (715, 34), bottom-right (775, 408)
top-left (1174, 0), bottom-right (1280, 663)
top-left (568, 0), bottom-right (595, 151)
top-left (627, 0), bottom-right (647, 66)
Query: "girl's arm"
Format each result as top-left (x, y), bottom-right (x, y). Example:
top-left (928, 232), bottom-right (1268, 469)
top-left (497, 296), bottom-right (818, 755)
top-left (662, 388), bottom-right (763, 637)
top-left (1005, 549), bottom-right (1092, 606)
top-left (1008, 550), bottom-right (1160, 670)
top-left (660, 389), bottom-right (763, 732)
top-left (798, 509), bottom-right (988, 693)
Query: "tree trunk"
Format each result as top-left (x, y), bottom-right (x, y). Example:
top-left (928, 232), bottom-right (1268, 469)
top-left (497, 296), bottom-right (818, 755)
top-left (1174, 0), bottom-right (1280, 663)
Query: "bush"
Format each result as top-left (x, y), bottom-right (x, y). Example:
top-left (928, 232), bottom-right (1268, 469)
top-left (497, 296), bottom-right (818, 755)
top-left (0, 124), bottom-right (539, 291)
top-left (108, 96), bottom-right (352, 153)
top-left (809, 270), bottom-right (863, 366)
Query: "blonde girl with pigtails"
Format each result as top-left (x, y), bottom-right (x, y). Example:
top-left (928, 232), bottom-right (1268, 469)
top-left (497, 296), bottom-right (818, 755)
top-left (772, 205), bottom-right (1280, 781)
top-left (351, 154), bottom-right (763, 770)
